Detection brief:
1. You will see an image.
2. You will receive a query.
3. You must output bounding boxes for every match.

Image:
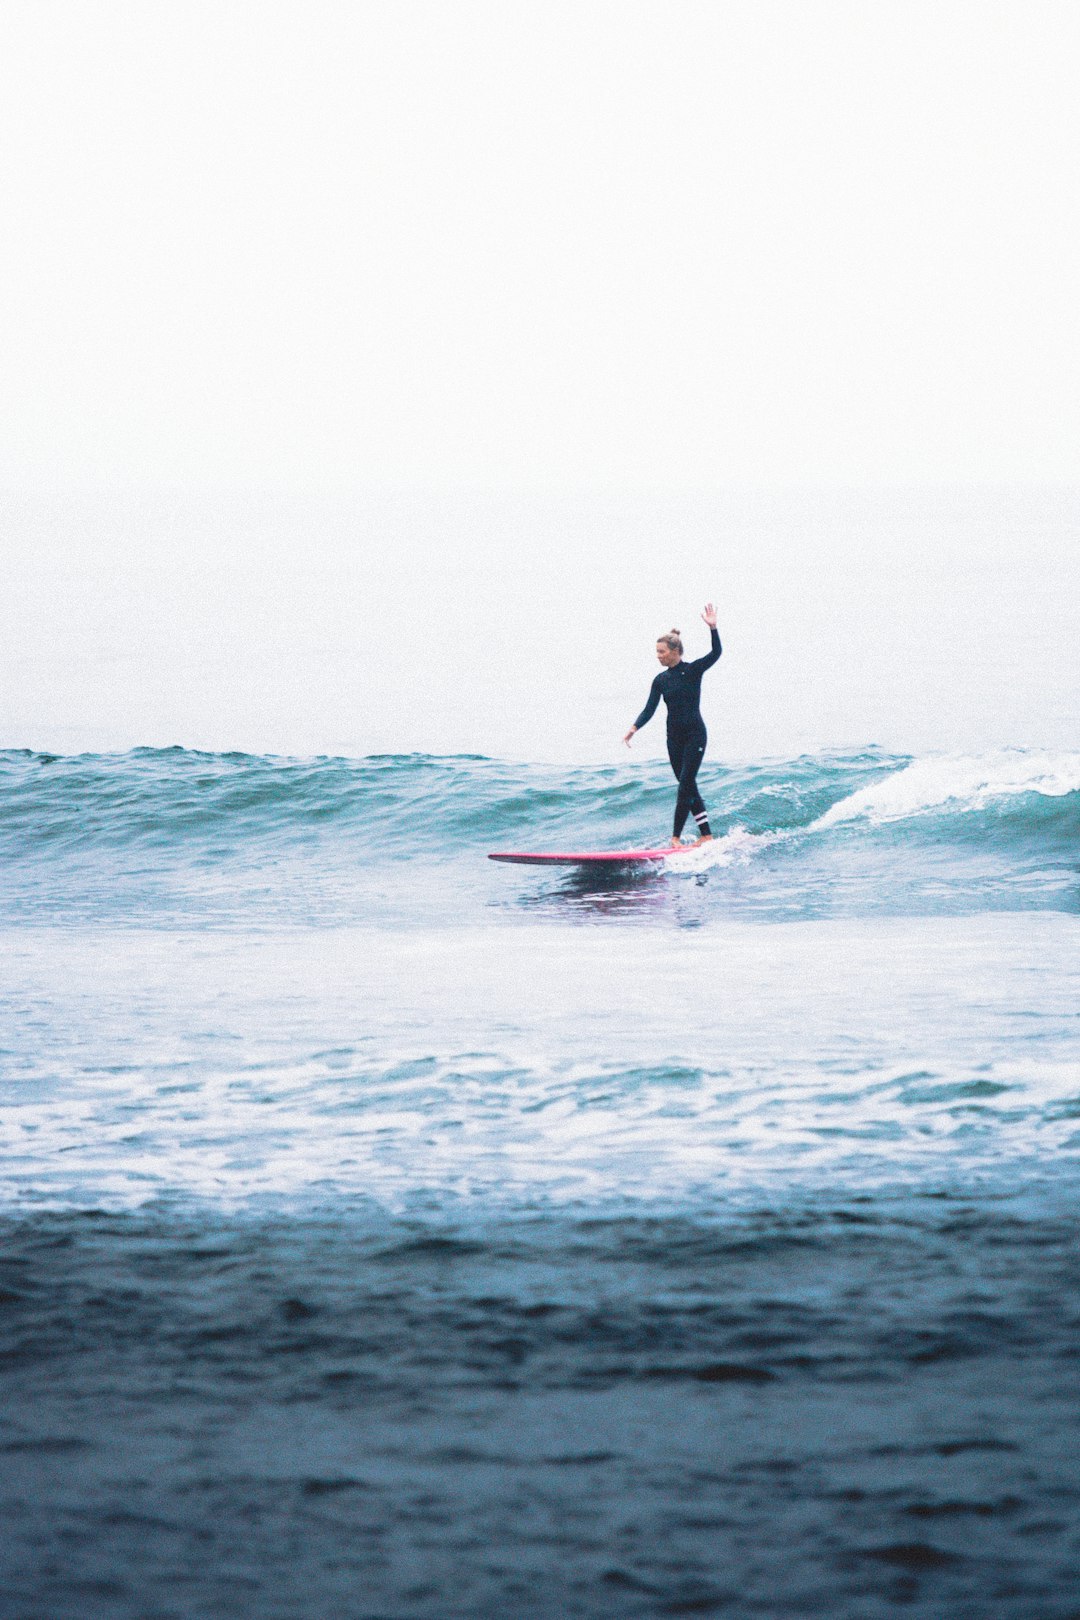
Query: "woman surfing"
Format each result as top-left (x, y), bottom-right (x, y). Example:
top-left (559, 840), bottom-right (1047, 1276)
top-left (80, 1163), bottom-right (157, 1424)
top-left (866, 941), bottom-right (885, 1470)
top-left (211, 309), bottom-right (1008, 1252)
top-left (623, 604), bottom-right (722, 847)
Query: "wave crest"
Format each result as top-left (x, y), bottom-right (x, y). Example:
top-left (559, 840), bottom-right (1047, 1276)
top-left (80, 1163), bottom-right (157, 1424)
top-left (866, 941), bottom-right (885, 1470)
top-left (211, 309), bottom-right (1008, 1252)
top-left (816, 750), bottom-right (1080, 829)
top-left (0, 746), bottom-right (1076, 870)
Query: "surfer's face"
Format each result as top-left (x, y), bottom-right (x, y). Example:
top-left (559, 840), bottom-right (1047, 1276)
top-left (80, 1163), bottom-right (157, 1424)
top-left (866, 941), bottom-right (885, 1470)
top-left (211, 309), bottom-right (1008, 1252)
top-left (656, 641), bottom-right (681, 668)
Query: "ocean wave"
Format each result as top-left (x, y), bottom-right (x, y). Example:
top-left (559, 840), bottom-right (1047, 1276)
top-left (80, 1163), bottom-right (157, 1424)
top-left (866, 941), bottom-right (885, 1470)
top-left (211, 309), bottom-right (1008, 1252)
top-left (816, 750), bottom-right (1080, 828)
top-left (0, 747), bottom-right (1077, 892)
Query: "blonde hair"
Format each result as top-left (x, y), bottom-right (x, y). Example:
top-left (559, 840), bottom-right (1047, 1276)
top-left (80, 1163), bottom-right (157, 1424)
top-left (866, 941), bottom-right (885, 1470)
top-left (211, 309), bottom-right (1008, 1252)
top-left (657, 628), bottom-right (683, 654)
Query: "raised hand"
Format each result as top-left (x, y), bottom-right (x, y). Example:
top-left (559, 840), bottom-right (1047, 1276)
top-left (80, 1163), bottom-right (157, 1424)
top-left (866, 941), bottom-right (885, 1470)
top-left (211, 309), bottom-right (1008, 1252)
top-left (701, 602), bottom-right (718, 627)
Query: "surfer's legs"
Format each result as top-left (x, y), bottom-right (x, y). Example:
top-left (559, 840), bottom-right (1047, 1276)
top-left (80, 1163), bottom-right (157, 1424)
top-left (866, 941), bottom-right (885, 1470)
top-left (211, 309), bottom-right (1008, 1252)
top-left (667, 730), bottom-right (711, 840)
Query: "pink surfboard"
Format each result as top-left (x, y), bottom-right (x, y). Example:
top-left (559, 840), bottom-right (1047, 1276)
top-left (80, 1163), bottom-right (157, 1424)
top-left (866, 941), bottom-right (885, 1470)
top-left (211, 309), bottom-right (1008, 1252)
top-left (488, 847), bottom-right (673, 866)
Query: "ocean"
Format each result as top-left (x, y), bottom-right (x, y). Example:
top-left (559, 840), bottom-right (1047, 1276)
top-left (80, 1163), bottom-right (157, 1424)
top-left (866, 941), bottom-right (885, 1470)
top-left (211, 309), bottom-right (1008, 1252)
top-left (2, 744), bottom-right (1079, 1618)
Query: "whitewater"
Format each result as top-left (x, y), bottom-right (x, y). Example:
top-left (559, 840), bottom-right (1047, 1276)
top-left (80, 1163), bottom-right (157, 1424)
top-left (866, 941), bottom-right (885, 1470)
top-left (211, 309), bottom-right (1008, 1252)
top-left (2, 743), bottom-right (1080, 1617)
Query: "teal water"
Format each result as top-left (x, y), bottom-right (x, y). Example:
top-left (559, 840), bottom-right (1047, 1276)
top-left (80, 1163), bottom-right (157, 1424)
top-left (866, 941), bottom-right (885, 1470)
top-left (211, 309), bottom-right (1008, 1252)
top-left (1, 744), bottom-right (1077, 927)
top-left (1, 746), bottom-right (1079, 1616)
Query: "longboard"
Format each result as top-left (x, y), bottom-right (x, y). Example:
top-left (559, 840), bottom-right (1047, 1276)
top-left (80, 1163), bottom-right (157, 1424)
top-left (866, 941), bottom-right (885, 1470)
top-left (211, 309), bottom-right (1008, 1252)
top-left (488, 847), bottom-right (673, 866)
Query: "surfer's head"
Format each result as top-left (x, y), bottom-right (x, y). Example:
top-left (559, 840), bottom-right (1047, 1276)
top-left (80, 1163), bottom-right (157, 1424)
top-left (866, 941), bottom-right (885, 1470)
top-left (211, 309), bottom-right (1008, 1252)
top-left (656, 629), bottom-right (683, 667)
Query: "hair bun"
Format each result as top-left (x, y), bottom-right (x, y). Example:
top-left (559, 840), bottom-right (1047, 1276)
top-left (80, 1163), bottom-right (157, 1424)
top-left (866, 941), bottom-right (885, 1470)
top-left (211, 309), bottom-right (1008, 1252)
top-left (670, 628), bottom-right (680, 636)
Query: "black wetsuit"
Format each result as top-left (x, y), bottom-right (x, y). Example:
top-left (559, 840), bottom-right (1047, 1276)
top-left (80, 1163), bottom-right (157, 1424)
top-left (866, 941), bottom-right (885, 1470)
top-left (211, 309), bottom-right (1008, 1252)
top-left (633, 626), bottom-right (722, 838)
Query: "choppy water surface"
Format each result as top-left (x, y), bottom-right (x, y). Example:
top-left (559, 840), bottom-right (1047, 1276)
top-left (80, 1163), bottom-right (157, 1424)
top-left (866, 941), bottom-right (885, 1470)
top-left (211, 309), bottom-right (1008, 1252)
top-left (2, 746), bottom-right (1079, 1617)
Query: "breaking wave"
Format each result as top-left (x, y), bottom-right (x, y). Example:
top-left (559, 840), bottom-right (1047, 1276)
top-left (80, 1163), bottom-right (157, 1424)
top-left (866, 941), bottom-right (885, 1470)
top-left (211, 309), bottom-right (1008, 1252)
top-left (0, 745), bottom-right (1076, 920)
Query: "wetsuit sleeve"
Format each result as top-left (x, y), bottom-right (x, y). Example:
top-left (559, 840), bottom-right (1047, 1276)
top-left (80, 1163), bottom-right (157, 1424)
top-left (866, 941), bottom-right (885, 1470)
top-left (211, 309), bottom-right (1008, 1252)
top-left (690, 625), bottom-right (722, 672)
top-left (633, 675), bottom-right (663, 731)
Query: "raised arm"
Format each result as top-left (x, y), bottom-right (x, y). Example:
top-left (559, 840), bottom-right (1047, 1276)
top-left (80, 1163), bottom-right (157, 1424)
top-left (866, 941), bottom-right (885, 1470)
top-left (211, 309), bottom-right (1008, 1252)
top-left (624, 673), bottom-right (662, 745)
top-left (689, 603), bottom-right (722, 671)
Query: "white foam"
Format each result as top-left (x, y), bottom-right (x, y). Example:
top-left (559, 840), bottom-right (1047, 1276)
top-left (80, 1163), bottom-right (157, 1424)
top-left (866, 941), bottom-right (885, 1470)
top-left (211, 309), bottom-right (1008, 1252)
top-left (2, 915), bottom-right (1078, 1213)
top-left (814, 750), bottom-right (1080, 829)
top-left (663, 825), bottom-right (778, 874)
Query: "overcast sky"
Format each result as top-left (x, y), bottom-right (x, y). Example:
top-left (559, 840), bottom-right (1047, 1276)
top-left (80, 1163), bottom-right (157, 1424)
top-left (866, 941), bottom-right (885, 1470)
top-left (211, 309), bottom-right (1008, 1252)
top-left (2, 3), bottom-right (1078, 759)
top-left (2, 0), bottom-right (1078, 492)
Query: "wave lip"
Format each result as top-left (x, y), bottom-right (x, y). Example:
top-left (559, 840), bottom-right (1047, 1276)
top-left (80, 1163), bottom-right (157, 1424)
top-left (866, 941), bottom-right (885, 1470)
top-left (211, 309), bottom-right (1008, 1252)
top-left (815, 750), bottom-right (1080, 829)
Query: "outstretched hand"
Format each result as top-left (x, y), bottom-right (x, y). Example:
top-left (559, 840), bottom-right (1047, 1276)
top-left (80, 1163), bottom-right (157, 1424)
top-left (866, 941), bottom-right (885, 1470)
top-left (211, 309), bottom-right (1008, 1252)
top-left (701, 602), bottom-right (718, 627)
top-left (622, 728), bottom-right (636, 747)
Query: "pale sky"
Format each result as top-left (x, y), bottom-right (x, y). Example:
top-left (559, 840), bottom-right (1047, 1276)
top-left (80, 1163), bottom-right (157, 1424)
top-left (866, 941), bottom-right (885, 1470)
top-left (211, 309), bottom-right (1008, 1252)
top-left (4, 487), bottom-right (1077, 760)
top-left (2, 3), bottom-right (1078, 760)
top-left (2, 0), bottom-right (1078, 492)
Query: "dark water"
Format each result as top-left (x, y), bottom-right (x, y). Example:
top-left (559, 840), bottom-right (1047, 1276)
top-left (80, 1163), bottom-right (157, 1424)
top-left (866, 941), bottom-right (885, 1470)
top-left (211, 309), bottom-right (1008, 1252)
top-left (1, 747), bottom-right (1079, 1616)
top-left (3, 1204), bottom-right (1080, 1619)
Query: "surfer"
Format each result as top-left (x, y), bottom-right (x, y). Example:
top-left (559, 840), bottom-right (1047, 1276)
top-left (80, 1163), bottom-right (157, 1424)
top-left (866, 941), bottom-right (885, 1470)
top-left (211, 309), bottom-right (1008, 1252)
top-left (623, 604), bottom-right (722, 847)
